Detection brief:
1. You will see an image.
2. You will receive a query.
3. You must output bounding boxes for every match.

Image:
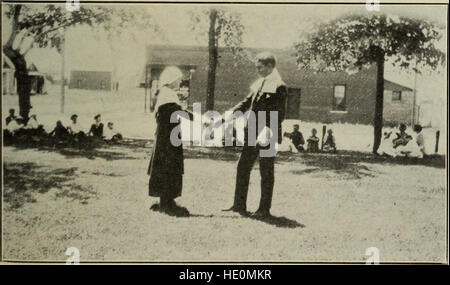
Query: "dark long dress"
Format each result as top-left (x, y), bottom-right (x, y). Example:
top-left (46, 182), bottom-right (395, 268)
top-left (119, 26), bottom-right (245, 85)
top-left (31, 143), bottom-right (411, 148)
top-left (148, 103), bottom-right (185, 199)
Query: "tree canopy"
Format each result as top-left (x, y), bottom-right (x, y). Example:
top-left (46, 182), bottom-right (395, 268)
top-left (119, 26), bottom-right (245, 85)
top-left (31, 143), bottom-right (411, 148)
top-left (189, 7), bottom-right (246, 111)
top-left (190, 7), bottom-right (246, 64)
top-left (295, 13), bottom-right (445, 74)
top-left (4, 4), bottom-right (159, 53)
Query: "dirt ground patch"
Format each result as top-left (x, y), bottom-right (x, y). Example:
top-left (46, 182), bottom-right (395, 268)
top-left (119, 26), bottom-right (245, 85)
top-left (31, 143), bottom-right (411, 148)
top-left (2, 143), bottom-right (447, 263)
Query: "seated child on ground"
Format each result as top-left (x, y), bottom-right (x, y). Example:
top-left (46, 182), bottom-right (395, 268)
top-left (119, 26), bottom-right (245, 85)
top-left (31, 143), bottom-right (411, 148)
top-left (277, 132), bottom-right (299, 153)
top-left (49, 120), bottom-right (70, 141)
top-left (25, 114), bottom-right (47, 138)
top-left (289, 124), bottom-right (305, 152)
top-left (414, 124), bottom-right (426, 156)
top-left (377, 130), bottom-right (397, 157)
top-left (104, 122), bottom-right (123, 142)
top-left (67, 114), bottom-right (87, 142)
top-left (5, 109), bottom-right (17, 126)
top-left (306, 128), bottom-right (320, 153)
top-left (4, 117), bottom-right (24, 141)
top-left (392, 123), bottom-right (412, 149)
top-left (88, 114), bottom-right (104, 138)
top-left (397, 124), bottom-right (424, 158)
top-left (323, 129), bottom-right (337, 153)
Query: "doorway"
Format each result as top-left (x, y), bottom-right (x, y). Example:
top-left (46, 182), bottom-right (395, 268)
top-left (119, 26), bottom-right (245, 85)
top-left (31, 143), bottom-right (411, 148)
top-left (286, 88), bottom-right (301, 119)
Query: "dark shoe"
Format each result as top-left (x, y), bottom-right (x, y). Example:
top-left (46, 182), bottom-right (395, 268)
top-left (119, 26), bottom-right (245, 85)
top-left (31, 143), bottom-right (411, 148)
top-left (222, 206), bottom-right (249, 216)
top-left (251, 209), bottom-right (271, 219)
top-left (150, 203), bottom-right (163, 212)
top-left (167, 203), bottom-right (190, 217)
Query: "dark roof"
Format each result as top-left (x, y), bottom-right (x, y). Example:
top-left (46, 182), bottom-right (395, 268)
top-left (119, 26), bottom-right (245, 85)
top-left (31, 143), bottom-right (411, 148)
top-left (71, 70), bottom-right (111, 75)
top-left (146, 45), bottom-right (294, 66)
top-left (146, 45), bottom-right (208, 66)
top-left (384, 79), bottom-right (413, 92)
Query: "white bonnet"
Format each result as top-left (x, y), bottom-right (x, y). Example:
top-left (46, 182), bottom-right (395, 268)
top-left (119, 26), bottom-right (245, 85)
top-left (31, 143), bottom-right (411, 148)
top-left (159, 66), bottom-right (183, 87)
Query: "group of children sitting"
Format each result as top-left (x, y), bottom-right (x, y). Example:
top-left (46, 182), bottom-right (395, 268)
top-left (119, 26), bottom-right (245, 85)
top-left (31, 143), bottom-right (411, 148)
top-left (4, 108), bottom-right (123, 146)
top-left (377, 123), bottom-right (426, 158)
top-left (279, 124), bottom-right (336, 154)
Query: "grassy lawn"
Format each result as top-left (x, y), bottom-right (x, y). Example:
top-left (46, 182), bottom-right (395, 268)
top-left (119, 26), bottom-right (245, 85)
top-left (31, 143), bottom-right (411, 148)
top-left (2, 141), bottom-right (447, 263)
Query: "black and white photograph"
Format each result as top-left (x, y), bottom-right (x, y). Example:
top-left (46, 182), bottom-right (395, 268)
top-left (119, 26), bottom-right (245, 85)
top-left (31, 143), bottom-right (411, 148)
top-left (1, 0), bottom-right (448, 265)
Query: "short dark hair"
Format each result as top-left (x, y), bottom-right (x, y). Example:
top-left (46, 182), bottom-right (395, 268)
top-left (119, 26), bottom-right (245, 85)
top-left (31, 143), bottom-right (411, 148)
top-left (413, 124), bottom-right (422, 132)
top-left (94, 114), bottom-right (101, 120)
top-left (9, 108), bottom-right (15, 113)
top-left (71, 114), bottom-right (78, 120)
top-left (255, 52), bottom-right (276, 68)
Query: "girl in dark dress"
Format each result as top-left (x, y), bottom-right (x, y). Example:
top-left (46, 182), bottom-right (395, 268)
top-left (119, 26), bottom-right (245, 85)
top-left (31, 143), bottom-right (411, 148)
top-left (147, 66), bottom-right (193, 217)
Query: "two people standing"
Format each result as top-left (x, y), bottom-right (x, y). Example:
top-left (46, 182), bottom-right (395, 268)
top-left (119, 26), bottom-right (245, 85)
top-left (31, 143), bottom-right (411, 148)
top-left (148, 52), bottom-right (287, 218)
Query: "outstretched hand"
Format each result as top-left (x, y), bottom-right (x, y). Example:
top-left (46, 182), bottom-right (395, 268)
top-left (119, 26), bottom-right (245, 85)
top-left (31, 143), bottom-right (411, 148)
top-left (210, 114), bottom-right (226, 129)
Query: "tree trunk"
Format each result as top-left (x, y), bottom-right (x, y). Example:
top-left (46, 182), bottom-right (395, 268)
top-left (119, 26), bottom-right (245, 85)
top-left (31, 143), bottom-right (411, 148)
top-left (373, 53), bottom-right (385, 154)
top-left (3, 5), bottom-right (32, 123)
top-left (206, 8), bottom-right (218, 111)
top-left (60, 29), bottom-right (66, 113)
top-left (3, 46), bottom-right (31, 123)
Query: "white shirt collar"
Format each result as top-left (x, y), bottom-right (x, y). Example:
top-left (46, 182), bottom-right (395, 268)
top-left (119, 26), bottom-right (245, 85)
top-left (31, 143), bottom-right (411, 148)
top-left (250, 68), bottom-right (285, 93)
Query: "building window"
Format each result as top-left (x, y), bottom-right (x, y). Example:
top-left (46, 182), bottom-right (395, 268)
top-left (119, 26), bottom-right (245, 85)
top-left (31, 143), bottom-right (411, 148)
top-left (392, 91), bottom-right (402, 101)
top-left (333, 84), bottom-right (346, 111)
top-left (100, 80), bottom-right (105, 89)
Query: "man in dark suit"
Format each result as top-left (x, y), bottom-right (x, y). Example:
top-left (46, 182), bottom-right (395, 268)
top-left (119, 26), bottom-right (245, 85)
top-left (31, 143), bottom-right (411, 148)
top-left (223, 52), bottom-right (288, 218)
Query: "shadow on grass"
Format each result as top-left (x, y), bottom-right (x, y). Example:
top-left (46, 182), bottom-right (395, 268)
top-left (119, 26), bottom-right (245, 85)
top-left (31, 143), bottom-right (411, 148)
top-left (247, 214), bottom-right (306, 229)
top-left (188, 212), bottom-right (305, 228)
top-left (5, 139), bottom-right (444, 182)
top-left (183, 146), bottom-right (241, 161)
top-left (180, 147), bottom-right (445, 180)
top-left (6, 141), bottom-right (142, 161)
top-left (181, 146), bottom-right (445, 168)
top-left (56, 147), bottom-right (141, 161)
top-left (281, 151), bottom-right (445, 180)
top-left (282, 150), bottom-right (446, 168)
top-left (3, 162), bottom-right (97, 209)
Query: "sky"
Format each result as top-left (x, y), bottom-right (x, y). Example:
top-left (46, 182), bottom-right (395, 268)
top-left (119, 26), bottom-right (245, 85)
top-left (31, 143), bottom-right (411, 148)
top-left (2, 3), bottom-right (448, 104)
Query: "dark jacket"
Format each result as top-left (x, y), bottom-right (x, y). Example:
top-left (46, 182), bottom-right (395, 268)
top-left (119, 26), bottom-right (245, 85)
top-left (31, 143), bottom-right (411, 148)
top-left (231, 71), bottom-right (287, 145)
top-left (89, 123), bottom-right (104, 138)
top-left (6, 115), bottom-right (17, 126)
top-left (290, 130), bottom-right (305, 147)
top-left (50, 124), bottom-right (70, 138)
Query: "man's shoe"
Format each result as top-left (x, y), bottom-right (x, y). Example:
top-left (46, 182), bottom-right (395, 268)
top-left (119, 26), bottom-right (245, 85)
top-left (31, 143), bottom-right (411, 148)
top-left (222, 206), bottom-right (248, 216)
top-left (251, 210), bottom-right (271, 219)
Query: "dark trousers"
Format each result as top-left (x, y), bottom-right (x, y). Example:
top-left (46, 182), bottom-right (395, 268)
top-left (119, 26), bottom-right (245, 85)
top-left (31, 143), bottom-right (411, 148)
top-left (233, 146), bottom-right (275, 212)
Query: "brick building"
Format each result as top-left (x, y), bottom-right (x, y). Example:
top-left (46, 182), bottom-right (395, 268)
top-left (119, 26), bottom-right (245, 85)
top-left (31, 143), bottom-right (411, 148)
top-left (69, 70), bottom-right (112, 91)
top-left (144, 45), bottom-right (414, 125)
